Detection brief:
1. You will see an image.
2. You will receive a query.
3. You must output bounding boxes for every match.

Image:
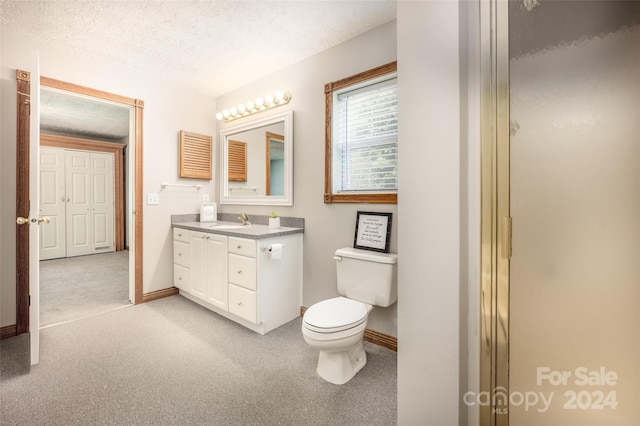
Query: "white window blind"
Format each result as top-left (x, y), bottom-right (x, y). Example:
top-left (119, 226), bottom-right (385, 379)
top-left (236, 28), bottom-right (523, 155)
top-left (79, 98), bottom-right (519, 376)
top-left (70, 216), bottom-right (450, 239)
top-left (332, 76), bottom-right (398, 194)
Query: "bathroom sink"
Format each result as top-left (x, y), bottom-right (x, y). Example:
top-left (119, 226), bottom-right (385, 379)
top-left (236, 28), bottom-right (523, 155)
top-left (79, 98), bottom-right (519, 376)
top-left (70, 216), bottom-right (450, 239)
top-left (207, 224), bottom-right (247, 230)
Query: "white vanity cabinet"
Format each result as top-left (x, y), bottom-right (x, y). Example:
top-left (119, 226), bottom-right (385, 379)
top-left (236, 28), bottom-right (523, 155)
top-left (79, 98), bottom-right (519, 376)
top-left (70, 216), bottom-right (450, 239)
top-left (190, 231), bottom-right (228, 311)
top-left (227, 237), bottom-right (258, 323)
top-left (172, 226), bottom-right (303, 335)
top-left (172, 228), bottom-right (191, 291)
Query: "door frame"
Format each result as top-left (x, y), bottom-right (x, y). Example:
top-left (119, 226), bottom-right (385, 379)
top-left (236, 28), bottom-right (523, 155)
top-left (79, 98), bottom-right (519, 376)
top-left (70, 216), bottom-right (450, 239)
top-left (15, 72), bottom-right (145, 335)
top-left (479, 0), bottom-right (510, 425)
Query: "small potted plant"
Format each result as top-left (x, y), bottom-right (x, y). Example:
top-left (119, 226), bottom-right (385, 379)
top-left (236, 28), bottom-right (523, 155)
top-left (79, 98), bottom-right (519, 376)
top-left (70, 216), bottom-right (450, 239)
top-left (269, 211), bottom-right (280, 229)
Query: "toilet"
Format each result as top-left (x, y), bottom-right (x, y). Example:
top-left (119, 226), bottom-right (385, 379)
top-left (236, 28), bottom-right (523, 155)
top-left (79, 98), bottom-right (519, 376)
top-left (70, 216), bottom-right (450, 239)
top-left (302, 247), bottom-right (398, 385)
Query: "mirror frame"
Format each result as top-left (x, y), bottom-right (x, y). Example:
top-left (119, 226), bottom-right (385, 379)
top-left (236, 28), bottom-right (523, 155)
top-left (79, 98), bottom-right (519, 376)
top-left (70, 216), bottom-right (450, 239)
top-left (220, 108), bottom-right (293, 206)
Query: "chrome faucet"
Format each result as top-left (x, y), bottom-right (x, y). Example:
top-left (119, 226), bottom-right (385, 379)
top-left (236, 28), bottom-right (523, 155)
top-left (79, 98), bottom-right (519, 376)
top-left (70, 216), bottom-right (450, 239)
top-left (238, 213), bottom-right (251, 226)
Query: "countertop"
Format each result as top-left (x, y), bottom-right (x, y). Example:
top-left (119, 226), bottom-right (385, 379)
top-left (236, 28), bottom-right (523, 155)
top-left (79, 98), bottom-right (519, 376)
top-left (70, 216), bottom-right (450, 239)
top-left (172, 221), bottom-right (304, 240)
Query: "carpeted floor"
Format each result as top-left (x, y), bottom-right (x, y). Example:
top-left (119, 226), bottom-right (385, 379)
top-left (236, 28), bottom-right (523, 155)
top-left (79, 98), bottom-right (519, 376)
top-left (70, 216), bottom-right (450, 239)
top-left (0, 295), bottom-right (397, 425)
top-left (39, 250), bottom-right (131, 327)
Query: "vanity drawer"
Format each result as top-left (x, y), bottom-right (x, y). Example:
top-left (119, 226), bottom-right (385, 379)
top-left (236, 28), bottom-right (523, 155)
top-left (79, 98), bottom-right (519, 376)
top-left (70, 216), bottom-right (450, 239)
top-left (228, 283), bottom-right (257, 324)
top-left (173, 227), bottom-right (190, 243)
top-left (173, 264), bottom-right (190, 291)
top-left (228, 253), bottom-right (257, 290)
top-left (173, 240), bottom-right (191, 268)
top-left (228, 237), bottom-right (256, 258)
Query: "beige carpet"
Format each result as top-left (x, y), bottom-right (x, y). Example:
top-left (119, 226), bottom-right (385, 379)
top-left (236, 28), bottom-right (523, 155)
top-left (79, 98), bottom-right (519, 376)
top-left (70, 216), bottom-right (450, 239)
top-left (39, 250), bottom-right (131, 327)
top-left (1, 295), bottom-right (397, 425)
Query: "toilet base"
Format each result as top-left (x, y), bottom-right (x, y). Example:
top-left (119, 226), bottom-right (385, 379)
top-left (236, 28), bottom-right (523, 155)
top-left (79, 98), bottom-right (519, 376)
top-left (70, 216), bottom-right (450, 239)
top-left (316, 340), bottom-right (367, 385)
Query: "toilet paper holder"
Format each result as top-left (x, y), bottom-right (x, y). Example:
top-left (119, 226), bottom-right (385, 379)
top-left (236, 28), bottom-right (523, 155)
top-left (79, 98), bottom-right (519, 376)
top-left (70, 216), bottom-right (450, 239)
top-left (260, 243), bottom-right (286, 252)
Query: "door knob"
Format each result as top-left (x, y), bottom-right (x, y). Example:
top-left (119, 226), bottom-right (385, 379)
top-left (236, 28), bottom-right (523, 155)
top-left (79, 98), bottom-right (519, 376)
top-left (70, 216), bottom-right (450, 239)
top-left (17, 216), bottom-right (50, 225)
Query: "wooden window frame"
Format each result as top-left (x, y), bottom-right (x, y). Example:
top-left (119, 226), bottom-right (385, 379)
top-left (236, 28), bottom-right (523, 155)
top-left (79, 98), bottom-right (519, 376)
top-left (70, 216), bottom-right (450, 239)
top-left (324, 61), bottom-right (398, 204)
top-left (265, 131), bottom-right (284, 196)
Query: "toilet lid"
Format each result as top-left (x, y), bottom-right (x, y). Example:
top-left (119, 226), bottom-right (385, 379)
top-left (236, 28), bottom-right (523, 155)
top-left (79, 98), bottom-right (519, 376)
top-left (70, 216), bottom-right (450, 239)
top-left (303, 297), bottom-right (371, 331)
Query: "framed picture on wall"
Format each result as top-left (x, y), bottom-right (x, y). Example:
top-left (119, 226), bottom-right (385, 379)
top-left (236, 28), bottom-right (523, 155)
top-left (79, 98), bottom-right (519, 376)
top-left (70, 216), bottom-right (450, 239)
top-left (353, 211), bottom-right (392, 253)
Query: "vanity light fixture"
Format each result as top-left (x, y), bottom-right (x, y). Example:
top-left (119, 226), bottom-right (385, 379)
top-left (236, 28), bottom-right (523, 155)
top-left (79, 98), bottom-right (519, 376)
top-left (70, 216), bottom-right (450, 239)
top-left (216, 91), bottom-right (291, 122)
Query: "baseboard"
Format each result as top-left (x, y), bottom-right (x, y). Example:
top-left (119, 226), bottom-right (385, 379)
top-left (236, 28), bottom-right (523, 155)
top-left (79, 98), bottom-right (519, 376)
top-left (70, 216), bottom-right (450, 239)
top-left (299, 306), bottom-right (397, 352)
top-left (0, 324), bottom-right (18, 340)
top-left (142, 287), bottom-right (179, 303)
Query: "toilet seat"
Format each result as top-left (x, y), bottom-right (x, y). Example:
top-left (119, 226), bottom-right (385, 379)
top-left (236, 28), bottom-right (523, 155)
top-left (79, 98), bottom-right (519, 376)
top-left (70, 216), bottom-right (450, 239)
top-left (303, 297), bottom-right (372, 333)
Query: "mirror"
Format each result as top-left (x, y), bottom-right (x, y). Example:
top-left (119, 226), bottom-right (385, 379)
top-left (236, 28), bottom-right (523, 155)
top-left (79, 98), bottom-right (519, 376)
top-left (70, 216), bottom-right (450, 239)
top-left (220, 109), bottom-right (293, 206)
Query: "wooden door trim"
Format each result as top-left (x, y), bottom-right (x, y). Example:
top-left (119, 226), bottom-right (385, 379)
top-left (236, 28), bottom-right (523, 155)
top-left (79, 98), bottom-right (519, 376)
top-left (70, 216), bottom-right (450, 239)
top-left (41, 134), bottom-right (125, 252)
top-left (265, 132), bottom-right (283, 196)
top-left (15, 70), bottom-right (31, 335)
top-left (14, 72), bottom-right (145, 336)
top-left (39, 77), bottom-right (145, 304)
top-left (134, 99), bottom-right (144, 304)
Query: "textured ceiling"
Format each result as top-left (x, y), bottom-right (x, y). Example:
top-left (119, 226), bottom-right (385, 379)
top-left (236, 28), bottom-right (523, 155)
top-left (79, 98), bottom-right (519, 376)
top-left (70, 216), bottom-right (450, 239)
top-left (40, 89), bottom-right (132, 140)
top-left (2, 0), bottom-right (396, 140)
top-left (1, 0), bottom-right (396, 98)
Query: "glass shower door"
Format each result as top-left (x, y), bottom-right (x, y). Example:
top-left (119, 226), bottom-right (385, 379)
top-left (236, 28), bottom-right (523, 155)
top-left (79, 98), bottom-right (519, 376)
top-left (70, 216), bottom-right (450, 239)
top-left (509, 1), bottom-right (640, 425)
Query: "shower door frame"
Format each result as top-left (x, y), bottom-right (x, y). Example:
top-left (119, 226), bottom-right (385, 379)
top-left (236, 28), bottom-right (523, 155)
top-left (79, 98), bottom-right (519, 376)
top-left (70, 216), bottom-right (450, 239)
top-left (479, 0), bottom-right (510, 425)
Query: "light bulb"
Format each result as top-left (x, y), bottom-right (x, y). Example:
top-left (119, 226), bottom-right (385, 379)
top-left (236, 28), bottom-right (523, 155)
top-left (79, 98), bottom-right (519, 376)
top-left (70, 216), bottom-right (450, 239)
top-left (246, 101), bottom-right (254, 111)
top-left (275, 91), bottom-right (285, 102)
top-left (238, 104), bottom-right (246, 113)
top-left (255, 97), bottom-right (264, 107)
top-left (216, 112), bottom-right (224, 120)
top-left (223, 109), bottom-right (230, 117)
top-left (230, 107), bottom-right (238, 116)
top-left (265, 94), bottom-right (274, 105)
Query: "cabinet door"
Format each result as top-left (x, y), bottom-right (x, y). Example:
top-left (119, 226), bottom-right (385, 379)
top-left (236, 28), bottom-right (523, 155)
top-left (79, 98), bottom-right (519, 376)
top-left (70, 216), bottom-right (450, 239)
top-left (173, 240), bottom-right (190, 268)
top-left (205, 233), bottom-right (228, 311)
top-left (228, 253), bottom-right (257, 291)
top-left (228, 284), bottom-right (257, 324)
top-left (173, 264), bottom-right (190, 291)
top-left (190, 231), bottom-right (208, 300)
top-left (173, 227), bottom-right (190, 243)
top-left (228, 237), bottom-right (256, 257)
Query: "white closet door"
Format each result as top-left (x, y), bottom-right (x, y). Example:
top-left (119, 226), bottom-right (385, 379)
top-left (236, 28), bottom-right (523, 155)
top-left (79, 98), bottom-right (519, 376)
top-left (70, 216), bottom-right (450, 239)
top-left (65, 151), bottom-right (92, 257)
top-left (39, 147), bottom-right (66, 260)
top-left (90, 153), bottom-right (114, 253)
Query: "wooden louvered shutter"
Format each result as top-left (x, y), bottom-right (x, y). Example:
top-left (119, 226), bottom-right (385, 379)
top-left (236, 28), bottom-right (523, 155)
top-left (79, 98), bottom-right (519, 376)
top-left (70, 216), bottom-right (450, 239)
top-left (179, 130), bottom-right (213, 179)
top-left (227, 140), bottom-right (247, 182)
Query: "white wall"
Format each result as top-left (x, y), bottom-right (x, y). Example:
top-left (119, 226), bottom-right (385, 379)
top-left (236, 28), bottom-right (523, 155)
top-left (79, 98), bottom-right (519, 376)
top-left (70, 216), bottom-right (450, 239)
top-left (397, 1), bottom-right (479, 424)
top-left (1, 32), bottom-right (218, 326)
top-left (215, 21), bottom-right (399, 337)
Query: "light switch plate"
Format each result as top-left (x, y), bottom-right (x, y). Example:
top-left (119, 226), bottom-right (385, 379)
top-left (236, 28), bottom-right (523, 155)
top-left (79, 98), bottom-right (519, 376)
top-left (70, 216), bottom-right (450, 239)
top-left (147, 193), bottom-right (160, 205)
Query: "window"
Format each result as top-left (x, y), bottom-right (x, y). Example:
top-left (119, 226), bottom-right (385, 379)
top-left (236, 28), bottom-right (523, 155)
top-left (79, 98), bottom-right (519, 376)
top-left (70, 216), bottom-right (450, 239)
top-left (324, 61), bottom-right (397, 204)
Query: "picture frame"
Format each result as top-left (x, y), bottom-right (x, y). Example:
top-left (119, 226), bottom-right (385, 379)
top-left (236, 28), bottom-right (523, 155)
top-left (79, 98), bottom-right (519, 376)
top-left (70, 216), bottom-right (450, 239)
top-left (199, 202), bottom-right (217, 223)
top-left (353, 211), bottom-right (392, 253)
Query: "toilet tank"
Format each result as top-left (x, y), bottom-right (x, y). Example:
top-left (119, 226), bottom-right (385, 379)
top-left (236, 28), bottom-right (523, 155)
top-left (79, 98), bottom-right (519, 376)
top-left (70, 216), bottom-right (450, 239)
top-left (335, 247), bottom-right (398, 307)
